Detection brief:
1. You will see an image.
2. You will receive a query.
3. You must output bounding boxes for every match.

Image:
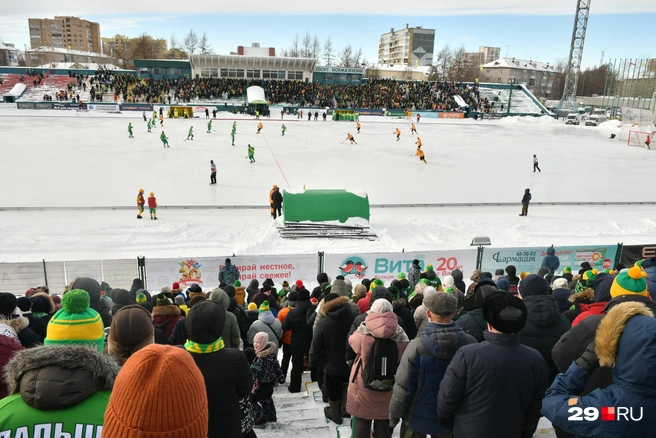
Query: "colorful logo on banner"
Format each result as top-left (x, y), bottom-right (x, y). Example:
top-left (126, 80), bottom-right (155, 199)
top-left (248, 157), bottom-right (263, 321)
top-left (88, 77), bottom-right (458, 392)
top-left (574, 248), bottom-right (613, 270)
top-left (339, 256), bottom-right (368, 278)
top-left (178, 259), bottom-right (203, 285)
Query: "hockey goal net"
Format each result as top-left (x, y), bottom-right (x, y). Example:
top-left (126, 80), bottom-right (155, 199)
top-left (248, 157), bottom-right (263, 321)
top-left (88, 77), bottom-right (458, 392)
top-left (627, 130), bottom-right (654, 148)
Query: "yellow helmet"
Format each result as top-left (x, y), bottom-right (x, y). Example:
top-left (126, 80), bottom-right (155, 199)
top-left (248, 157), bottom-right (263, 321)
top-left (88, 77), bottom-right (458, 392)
top-left (139, 189), bottom-right (144, 193)
top-left (149, 192), bottom-right (154, 197)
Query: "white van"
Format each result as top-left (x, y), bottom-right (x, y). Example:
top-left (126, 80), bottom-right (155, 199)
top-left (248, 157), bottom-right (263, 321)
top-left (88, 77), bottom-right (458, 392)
top-left (585, 114), bottom-right (608, 126)
top-left (566, 113), bottom-right (581, 125)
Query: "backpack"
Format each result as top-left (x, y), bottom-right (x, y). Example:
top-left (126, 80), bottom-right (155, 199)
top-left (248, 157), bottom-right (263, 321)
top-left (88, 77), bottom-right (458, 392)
top-left (356, 337), bottom-right (398, 392)
top-left (233, 305), bottom-right (250, 336)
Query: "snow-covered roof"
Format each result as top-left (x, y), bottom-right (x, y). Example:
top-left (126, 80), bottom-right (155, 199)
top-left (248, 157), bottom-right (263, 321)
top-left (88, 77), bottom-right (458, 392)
top-left (482, 58), bottom-right (559, 73)
top-left (366, 64), bottom-right (431, 74)
top-left (34, 61), bottom-right (128, 71)
top-left (0, 43), bottom-right (19, 52)
top-left (28, 46), bottom-right (113, 59)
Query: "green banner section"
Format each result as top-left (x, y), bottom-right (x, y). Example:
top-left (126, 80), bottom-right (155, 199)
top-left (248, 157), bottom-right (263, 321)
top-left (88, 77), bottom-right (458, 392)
top-left (283, 190), bottom-right (370, 223)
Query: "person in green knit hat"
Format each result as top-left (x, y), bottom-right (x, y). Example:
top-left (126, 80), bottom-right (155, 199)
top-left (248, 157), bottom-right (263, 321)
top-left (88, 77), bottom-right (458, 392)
top-left (0, 289), bottom-right (119, 435)
top-left (424, 264), bottom-right (443, 290)
top-left (562, 265), bottom-right (573, 283)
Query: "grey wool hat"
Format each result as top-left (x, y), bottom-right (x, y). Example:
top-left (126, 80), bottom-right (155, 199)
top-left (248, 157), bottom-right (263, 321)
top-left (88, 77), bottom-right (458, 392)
top-left (423, 291), bottom-right (457, 316)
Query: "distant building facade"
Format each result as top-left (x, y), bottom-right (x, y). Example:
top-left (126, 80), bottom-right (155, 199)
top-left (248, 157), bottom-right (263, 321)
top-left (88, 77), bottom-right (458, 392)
top-left (365, 64), bottom-right (430, 81)
top-left (28, 16), bottom-right (101, 54)
top-left (378, 24), bottom-right (435, 67)
top-left (479, 46), bottom-right (501, 64)
top-left (481, 58), bottom-right (559, 98)
top-left (26, 47), bottom-right (114, 67)
top-left (0, 43), bottom-right (20, 66)
top-left (102, 35), bottom-right (131, 57)
top-left (134, 59), bottom-right (192, 80)
top-left (313, 66), bottom-right (364, 84)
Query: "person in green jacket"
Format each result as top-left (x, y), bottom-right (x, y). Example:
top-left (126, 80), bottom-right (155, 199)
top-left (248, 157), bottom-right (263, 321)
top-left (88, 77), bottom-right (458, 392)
top-left (231, 129), bottom-right (236, 146)
top-left (161, 131), bottom-right (169, 148)
top-left (128, 122), bottom-right (134, 138)
top-left (207, 120), bottom-right (212, 133)
top-left (232, 121), bottom-right (237, 133)
top-left (281, 124), bottom-right (287, 136)
top-left (248, 144), bottom-right (255, 163)
top-left (187, 126), bottom-right (194, 140)
top-left (0, 290), bottom-right (120, 437)
top-left (147, 119), bottom-right (152, 132)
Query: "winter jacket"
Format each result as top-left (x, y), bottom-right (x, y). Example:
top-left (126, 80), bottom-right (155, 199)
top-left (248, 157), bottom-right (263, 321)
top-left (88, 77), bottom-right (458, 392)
top-left (209, 288), bottom-right (241, 348)
top-left (393, 302), bottom-right (417, 340)
top-left (235, 285), bottom-right (247, 306)
top-left (250, 291), bottom-right (282, 312)
top-left (389, 322), bottom-right (476, 435)
top-left (437, 331), bottom-right (549, 438)
top-left (357, 292), bottom-right (371, 314)
top-left (147, 196), bottom-right (157, 208)
top-left (185, 301), bottom-right (253, 438)
top-left (451, 269), bottom-right (467, 297)
top-left (425, 270), bottom-right (441, 289)
top-left (541, 246), bottom-right (560, 273)
top-left (0, 326), bottom-right (23, 399)
top-left (542, 300), bottom-right (656, 438)
top-left (218, 261), bottom-right (240, 286)
top-left (168, 317), bottom-right (187, 345)
top-left (413, 304), bottom-right (431, 337)
top-left (152, 304), bottom-right (183, 340)
top-left (247, 311), bottom-right (283, 348)
top-left (346, 308), bottom-right (407, 363)
top-left (551, 294), bottom-right (656, 397)
top-left (519, 295), bottom-right (571, 382)
top-left (281, 300), bottom-right (314, 354)
top-left (2, 315), bottom-right (40, 348)
top-left (17, 313), bottom-right (46, 343)
top-left (643, 258), bottom-right (656, 297)
top-left (271, 190), bottom-right (283, 209)
top-left (227, 298), bottom-right (250, 342)
top-left (455, 308), bottom-right (488, 342)
top-left (277, 306), bottom-right (293, 345)
top-left (246, 280), bottom-right (259, 303)
top-left (347, 311), bottom-right (409, 421)
top-left (0, 345), bottom-right (119, 436)
top-left (552, 287), bottom-right (574, 312)
top-left (408, 263), bottom-right (421, 288)
top-left (251, 342), bottom-right (285, 398)
top-left (563, 288), bottom-right (595, 323)
top-left (505, 265), bottom-right (520, 295)
top-left (331, 279), bottom-right (361, 316)
top-left (521, 190), bottom-right (532, 205)
top-left (309, 297), bottom-right (356, 377)
top-left (571, 274), bottom-right (614, 326)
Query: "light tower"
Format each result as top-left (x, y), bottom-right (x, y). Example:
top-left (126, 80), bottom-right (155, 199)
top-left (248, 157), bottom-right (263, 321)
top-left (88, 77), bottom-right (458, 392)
top-left (556, 0), bottom-right (591, 114)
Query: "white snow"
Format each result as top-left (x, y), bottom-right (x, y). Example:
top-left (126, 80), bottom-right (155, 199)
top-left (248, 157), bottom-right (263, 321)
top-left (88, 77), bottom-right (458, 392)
top-left (1, 109), bottom-right (656, 264)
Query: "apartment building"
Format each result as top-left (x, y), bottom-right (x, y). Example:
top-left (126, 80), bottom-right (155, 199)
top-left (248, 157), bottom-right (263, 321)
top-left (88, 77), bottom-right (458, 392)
top-left (28, 16), bottom-right (101, 54)
top-left (481, 58), bottom-right (559, 98)
top-left (378, 24), bottom-right (435, 67)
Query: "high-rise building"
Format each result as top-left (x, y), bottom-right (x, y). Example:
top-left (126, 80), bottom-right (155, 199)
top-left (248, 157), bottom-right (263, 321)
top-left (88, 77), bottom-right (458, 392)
top-left (28, 16), bottom-right (101, 54)
top-left (479, 46), bottom-right (501, 64)
top-left (378, 24), bottom-right (435, 67)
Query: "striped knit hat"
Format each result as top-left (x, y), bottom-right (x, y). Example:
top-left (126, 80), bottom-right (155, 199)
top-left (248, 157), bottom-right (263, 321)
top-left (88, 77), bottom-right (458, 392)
top-left (610, 265), bottom-right (649, 298)
top-left (44, 289), bottom-right (105, 352)
top-left (259, 300), bottom-right (271, 313)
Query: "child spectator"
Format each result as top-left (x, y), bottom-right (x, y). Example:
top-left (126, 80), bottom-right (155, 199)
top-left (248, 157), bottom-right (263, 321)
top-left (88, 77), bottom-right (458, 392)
top-left (251, 332), bottom-right (285, 427)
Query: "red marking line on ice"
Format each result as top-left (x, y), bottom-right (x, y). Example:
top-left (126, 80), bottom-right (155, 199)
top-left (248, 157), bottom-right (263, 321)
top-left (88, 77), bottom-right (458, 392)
top-left (260, 133), bottom-right (291, 189)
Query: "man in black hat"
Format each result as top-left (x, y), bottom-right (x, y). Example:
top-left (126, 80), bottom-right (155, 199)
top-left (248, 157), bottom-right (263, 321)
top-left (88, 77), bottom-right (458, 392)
top-left (438, 292), bottom-right (549, 438)
top-left (0, 293), bottom-right (40, 348)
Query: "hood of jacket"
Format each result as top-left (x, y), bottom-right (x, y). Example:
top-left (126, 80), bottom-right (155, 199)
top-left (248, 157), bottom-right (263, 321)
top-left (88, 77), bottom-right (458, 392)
top-left (595, 301), bottom-right (656, 396)
top-left (30, 292), bottom-right (55, 314)
top-left (4, 345), bottom-right (119, 410)
top-left (2, 316), bottom-right (29, 335)
top-left (258, 310), bottom-right (276, 325)
top-left (323, 296), bottom-right (352, 320)
top-left (505, 265), bottom-right (517, 276)
top-left (463, 278), bottom-right (497, 311)
top-left (523, 295), bottom-right (564, 328)
top-left (317, 272), bottom-right (329, 284)
top-left (569, 288), bottom-right (595, 304)
top-left (209, 287), bottom-right (229, 310)
top-left (547, 246), bottom-right (555, 256)
top-left (363, 311), bottom-right (399, 339)
top-left (426, 270), bottom-right (437, 280)
top-left (186, 300), bottom-right (225, 344)
top-left (152, 304), bottom-right (181, 317)
top-left (552, 288), bottom-right (573, 302)
top-left (451, 269), bottom-right (464, 283)
top-left (420, 322), bottom-right (464, 360)
top-left (247, 279), bottom-right (259, 293)
top-left (331, 279), bottom-right (349, 297)
top-left (593, 274), bottom-right (614, 302)
top-left (256, 341), bottom-right (278, 359)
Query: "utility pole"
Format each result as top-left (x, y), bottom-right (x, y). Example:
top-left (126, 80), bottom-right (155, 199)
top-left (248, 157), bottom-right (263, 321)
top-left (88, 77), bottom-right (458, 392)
top-left (600, 50), bottom-right (604, 66)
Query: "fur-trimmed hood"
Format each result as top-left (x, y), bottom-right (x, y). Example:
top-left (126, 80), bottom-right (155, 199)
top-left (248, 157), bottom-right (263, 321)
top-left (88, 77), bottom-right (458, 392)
top-left (596, 301), bottom-right (656, 396)
top-left (30, 292), bottom-right (55, 314)
top-left (568, 288), bottom-right (595, 304)
top-left (0, 316), bottom-right (29, 334)
top-left (4, 345), bottom-right (120, 410)
top-left (152, 304), bottom-right (181, 317)
top-left (322, 296), bottom-right (350, 314)
top-left (256, 341), bottom-right (278, 358)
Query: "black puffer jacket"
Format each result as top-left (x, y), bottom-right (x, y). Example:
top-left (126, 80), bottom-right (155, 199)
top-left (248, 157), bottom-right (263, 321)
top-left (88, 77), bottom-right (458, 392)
top-left (519, 295), bottom-right (571, 382)
top-left (455, 278), bottom-right (497, 342)
top-left (309, 297), bottom-right (356, 376)
top-left (281, 300), bottom-right (314, 354)
top-left (450, 269), bottom-right (467, 296)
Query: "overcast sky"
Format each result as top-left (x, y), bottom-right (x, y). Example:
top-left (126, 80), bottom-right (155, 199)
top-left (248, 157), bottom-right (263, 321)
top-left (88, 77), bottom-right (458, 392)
top-left (2, 0), bottom-right (654, 69)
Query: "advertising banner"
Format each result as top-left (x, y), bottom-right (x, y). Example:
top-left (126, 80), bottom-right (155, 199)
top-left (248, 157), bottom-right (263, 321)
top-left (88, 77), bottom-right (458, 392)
top-left (438, 112), bottom-right (465, 119)
top-left (414, 111), bottom-right (440, 119)
top-left (481, 245), bottom-right (619, 274)
top-left (87, 104), bottom-right (119, 112)
top-left (35, 102), bottom-right (54, 110)
top-left (355, 108), bottom-right (385, 116)
top-left (53, 102), bottom-right (80, 110)
top-left (323, 250), bottom-right (477, 285)
top-left (119, 103), bottom-right (153, 111)
top-left (17, 102), bottom-right (36, 109)
top-left (619, 244), bottom-right (656, 267)
top-left (145, 254), bottom-right (319, 291)
top-left (386, 109), bottom-right (407, 117)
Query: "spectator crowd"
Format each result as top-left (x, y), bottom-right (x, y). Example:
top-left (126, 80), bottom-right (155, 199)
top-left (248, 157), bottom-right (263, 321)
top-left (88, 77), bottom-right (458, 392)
top-left (1, 251), bottom-right (655, 438)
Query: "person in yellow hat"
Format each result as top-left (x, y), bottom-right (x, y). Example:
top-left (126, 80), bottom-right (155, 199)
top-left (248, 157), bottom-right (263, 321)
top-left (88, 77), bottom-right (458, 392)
top-left (136, 189), bottom-right (145, 219)
top-left (148, 192), bottom-right (157, 220)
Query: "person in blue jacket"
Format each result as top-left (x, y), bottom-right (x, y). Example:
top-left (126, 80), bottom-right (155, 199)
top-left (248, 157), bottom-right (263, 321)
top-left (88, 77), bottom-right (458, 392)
top-left (541, 245), bottom-right (561, 274)
top-left (542, 298), bottom-right (656, 438)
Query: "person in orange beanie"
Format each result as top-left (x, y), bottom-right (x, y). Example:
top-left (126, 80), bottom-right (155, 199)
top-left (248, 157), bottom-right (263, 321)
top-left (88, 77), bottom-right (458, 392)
top-left (103, 344), bottom-right (208, 438)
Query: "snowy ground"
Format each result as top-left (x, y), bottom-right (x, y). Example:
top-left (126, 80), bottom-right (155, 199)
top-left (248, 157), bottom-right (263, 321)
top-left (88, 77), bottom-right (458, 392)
top-left (1, 107), bottom-right (655, 262)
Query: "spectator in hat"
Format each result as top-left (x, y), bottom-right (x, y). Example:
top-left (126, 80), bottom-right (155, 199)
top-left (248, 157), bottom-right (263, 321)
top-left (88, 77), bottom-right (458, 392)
top-left (495, 277), bottom-right (510, 293)
top-left (505, 265), bottom-right (520, 295)
top-left (456, 277), bottom-right (498, 342)
top-left (277, 291), bottom-right (297, 378)
top-left (103, 344), bottom-right (208, 438)
top-left (183, 300), bottom-right (252, 437)
top-left (541, 245), bottom-right (561, 274)
top-left (107, 305), bottom-right (154, 365)
top-left (110, 288), bottom-right (131, 315)
top-left (552, 277), bottom-right (574, 313)
top-left (518, 274), bottom-right (571, 382)
top-left (390, 292), bottom-right (476, 437)
top-left (128, 278), bottom-right (144, 303)
top-left (247, 300), bottom-right (283, 348)
top-left (246, 279), bottom-right (260, 303)
top-left (0, 322), bottom-right (23, 398)
top-left (208, 287), bottom-right (241, 349)
top-left (407, 259), bottom-right (422, 288)
top-left (563, 269), bottom-right (599, 323)
top-left (438, 293), bottom-right (549, 438)
top-left (562, 266), bottom-right (574, 283)
top-left (0, 293), bottom-right (40, 348)
top-left (357, 278), bottom-right (384, 314)
top-left (30, 292), bottom-right (55, 325)
top-left (250, 283), bottom-right (282, 313)
top-left (234, 280), bottom-right (247, 306)
top-left (0, 290), bottom-right (120, 434)
top-left (15, 296), bottom-right (46, 342)
top-left (251, 332), bottom-right (285, 427)
top-left (187, 283), bottom-right (205, 302)
top-left (152, 293), bottom-right (183, 340)
top-left (571, 273), bottom-right (614, 326)
top-left (218, 258), bottom-right (241, 286)
top-left (282, 288), bottom-right (314, 393)
top-left (70, 277), bottom-right (112, 328)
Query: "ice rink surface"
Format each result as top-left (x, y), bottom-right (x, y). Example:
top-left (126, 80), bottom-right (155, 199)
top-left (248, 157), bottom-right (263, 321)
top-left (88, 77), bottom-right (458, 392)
top-left (1, 107), bottom-right (655, 262)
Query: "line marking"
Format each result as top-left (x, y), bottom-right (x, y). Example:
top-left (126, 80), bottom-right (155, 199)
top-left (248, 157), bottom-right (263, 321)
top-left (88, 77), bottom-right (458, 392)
top-left (260, 132), bottom-right (291, 189)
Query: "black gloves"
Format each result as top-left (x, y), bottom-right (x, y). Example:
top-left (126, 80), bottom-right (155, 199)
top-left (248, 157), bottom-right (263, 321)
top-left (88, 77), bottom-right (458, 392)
top-left (575, 341), bottom-right (599, 373)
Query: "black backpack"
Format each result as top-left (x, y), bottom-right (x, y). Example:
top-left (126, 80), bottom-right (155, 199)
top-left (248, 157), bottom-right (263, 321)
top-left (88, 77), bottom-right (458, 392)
top-left (233, 305), bottom-right (250, 336)
top-left (356, 337), bottom-right (398, 392)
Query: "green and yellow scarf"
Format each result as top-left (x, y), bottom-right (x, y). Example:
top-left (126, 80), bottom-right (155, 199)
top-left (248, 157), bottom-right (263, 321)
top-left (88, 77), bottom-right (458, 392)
top-left (184, 337), bottom-right (225, 354)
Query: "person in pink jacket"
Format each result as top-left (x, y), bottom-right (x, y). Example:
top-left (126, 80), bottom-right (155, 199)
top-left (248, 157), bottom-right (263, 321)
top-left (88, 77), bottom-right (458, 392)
top-left (347, 298), bottom-right (409, 438)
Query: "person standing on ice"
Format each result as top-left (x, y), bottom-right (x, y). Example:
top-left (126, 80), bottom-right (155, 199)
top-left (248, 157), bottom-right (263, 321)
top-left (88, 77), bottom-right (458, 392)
top-left (148, 192), bottom-right (158, 220)
top-left (411, 122), bottom-right (418, 135)
top-left (207, 120), bottom-right (212, 133)
top-left (187, 126), bottom-right (194, 140)
top-left (128, 123), bottom-right (134, 138)
top-left (147, 119), bottom-right (152, 133)
top-left (210, 160), bottom-right (217, 185)
top-left (281, 124), bottom-right (287, 136)
top-left (232, 121), bottom-right (237, 133)
top-left (142, 111), bottom-right (147, 122)
top-left (533, 155), bottom-right (541, 172)
top-left (160, 131), bottom-right (169, 148)
top-left (205, 108), bottom-right (209, 119)
top-left (271, 186), bottom-right (283, 219)
top-left (136, 189), bottom-right (145, 219)
top-left (257, 122), bottom-right (263, 134)
top-left (394, 127), bottom-right (401, 141)
top-left (646, 135), bottom-right (652, 149)
top-left (231, 127), bottom-right (236, 146)
top-left (520, 188), bottom-right (531, 216)
top-left (248, 145), bottom-right (255, 163)
top-left (356, 121), bottom-right (361, 134)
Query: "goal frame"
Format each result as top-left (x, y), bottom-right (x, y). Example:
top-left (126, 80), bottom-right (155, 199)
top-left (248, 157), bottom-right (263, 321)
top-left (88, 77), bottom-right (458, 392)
top-left (627, 130), bottom-right (655, 148)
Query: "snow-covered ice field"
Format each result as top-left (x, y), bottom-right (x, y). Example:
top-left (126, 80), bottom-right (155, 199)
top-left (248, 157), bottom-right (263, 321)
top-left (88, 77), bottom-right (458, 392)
top-left (1, 107), bottom-right (656, 262)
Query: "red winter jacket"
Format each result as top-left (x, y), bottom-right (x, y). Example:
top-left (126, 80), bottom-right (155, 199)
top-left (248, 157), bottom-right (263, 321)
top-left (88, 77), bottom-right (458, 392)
top-left (0, 333), bottom-right (24, 398)
top-left (148, 196), bottom-right (157, 208)
top-left (571, 302), bottom-right (608, 326)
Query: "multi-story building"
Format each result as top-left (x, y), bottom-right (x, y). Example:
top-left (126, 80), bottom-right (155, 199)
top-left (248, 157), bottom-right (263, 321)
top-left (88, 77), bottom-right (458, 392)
top-left (480, 58), bottom-right (560, 98)
top-left (0, 43), bottom-right (20, 66)
top-left (378, 24), bottom-right (435, 67)
top-left (102, 35), bottom-right (131, 57)
top-left (479, 46), bottom-right (501, 64)
top-left (28, 16), bottom-right (101, 54)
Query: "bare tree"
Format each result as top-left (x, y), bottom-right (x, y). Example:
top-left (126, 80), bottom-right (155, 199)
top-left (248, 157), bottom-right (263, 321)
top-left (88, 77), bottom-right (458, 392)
top-left (170, 33), bottom-right (178, 49)
top-left (449, 45), bottom-right (475, 82)
top-left (301, 32), bottom-right (312, 58)
top-left (288, 34), bottom-right (300, 57)
top-left (131, 34), bottom-right (155, 61)
top-left (436, 44), bottom-right (453, 81)
top-left (351, 47), bottom-right (364, 67)
top-left (183, 29), bottom-right (199, 55)
top-left (323, 37), bottom-right (335, 66)
top-left (339, 45), bottom-right (354, 67)
top-left (199, 32), bottom-right (212, 55)
top-left (311, 34), bottom-right (321, 59)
